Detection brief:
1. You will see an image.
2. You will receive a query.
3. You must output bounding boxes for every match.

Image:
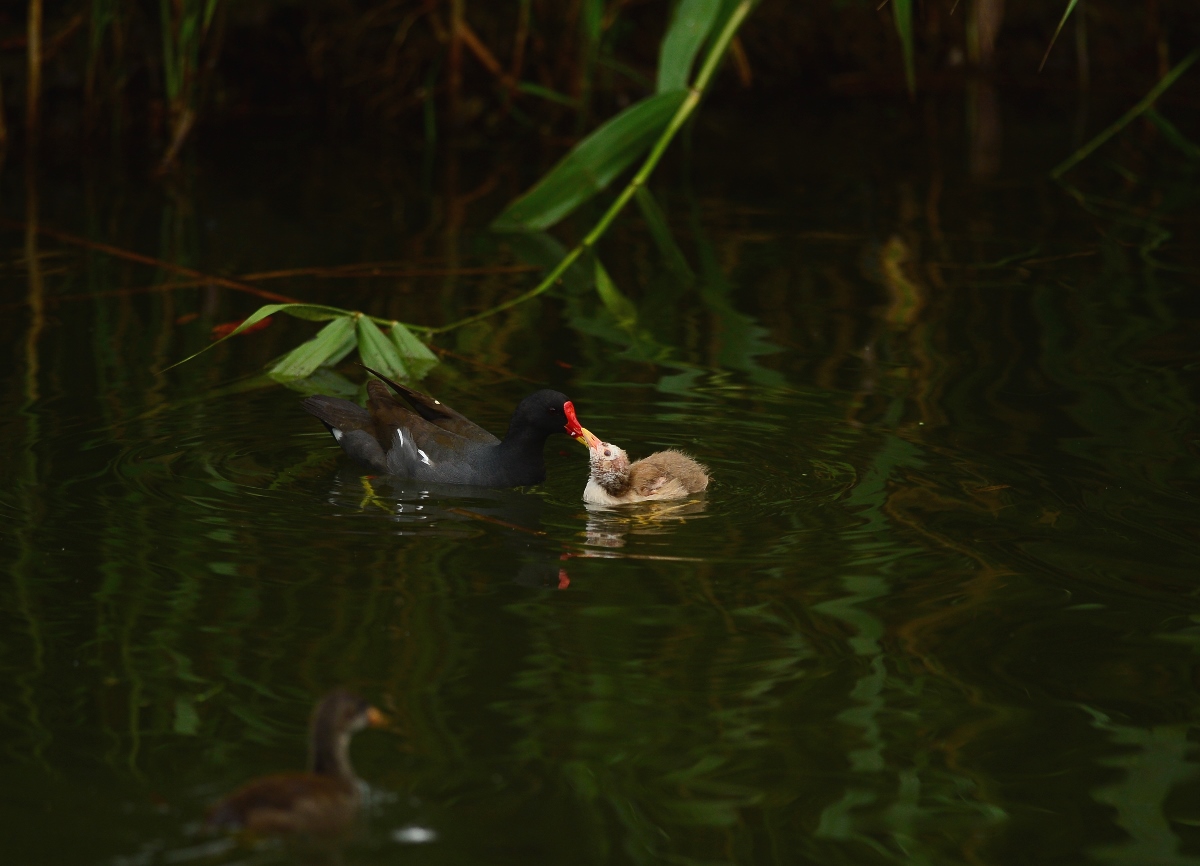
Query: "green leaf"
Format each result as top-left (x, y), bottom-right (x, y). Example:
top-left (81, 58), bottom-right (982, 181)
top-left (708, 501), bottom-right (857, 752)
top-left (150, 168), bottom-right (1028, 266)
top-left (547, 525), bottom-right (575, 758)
top-left (1146, 107), bottom-right (1200, 160)
top-left (277, 368), bottom-right (360, 398)
top-left (507, 232), bottom-right (593, 293)
top-left (283, 305), bottom-right (354, 322)
top-left (516, 82), bottom-right (579, 108)
top-left (491, 91), bottom-right (687, 232)
top-left (173, 696), bottom-right (200, 736)
top-left (594, 259), bottom-right (637, 332)
top-left (356, 316), bottom-right (410, 380)
top-left (167, 302), bottom-right (351, 370)
top-left (657, 0), bottom-right (721, 92)
top-left (1052, 49), bottom-right (1200, 178)
top-left (582, 0), bottom-right (604, 46)
top-left (635, 186), bottom-right (695, 284)
top-left (1039, 0), bottom-right (1080, 72)
top-left (388, 321), bottom-right (439, 379)
top-left (268, 315), bottom-right (357, 381)
top-left (598, 55), bottom-right (653, 90)
top-left (892, 0), bottom-right (915, 96)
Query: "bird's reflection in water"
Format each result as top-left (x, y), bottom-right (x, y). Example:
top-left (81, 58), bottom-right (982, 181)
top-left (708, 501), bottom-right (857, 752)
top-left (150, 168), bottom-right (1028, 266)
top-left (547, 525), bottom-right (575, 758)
top-left (321, 469), bottom-right (570, 589)
top-left (324, 468), bottom-right (547, 536)
top-left (319, 471), bottom-right (708, 590)
top-left (579, 497), bottom-right (709, 551)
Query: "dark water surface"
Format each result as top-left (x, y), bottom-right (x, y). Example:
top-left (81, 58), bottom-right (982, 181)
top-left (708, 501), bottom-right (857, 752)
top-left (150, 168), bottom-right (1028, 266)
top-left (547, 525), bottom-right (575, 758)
top-left (3, 91), bottom-right (1200, 865)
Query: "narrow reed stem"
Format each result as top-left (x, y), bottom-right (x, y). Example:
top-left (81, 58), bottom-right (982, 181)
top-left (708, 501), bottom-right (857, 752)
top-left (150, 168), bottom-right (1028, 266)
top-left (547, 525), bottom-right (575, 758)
top-left (27, 0), bottom-right (43, 139)
top-left (0, 60), bottom-right (8, 147)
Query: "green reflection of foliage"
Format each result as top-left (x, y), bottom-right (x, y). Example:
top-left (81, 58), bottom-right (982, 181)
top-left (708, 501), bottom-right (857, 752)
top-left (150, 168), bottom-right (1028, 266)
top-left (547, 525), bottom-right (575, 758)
top-left (1085, 707), bottom-right (1200, 866)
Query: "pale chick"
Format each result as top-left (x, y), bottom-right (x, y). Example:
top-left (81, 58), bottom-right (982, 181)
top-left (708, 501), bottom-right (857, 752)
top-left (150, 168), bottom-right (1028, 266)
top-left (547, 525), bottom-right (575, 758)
top-left (581, 429), bottom-right (709, 505)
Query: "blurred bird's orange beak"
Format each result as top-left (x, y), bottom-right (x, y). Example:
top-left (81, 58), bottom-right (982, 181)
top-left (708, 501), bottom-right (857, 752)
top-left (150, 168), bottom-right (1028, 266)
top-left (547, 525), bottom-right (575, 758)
top-left (366, 706), bottom-right (389, 728)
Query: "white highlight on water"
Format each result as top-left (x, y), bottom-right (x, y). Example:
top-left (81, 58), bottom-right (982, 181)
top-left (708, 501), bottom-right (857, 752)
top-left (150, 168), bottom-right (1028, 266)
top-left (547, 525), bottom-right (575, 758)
top-left (392, 826), bottom-right (437, 844)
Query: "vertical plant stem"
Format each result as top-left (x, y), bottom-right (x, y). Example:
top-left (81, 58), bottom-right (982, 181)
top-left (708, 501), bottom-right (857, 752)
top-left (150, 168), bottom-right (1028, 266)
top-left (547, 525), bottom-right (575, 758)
top-left (25, 163), bottom-right (43, 402)
top-left (1074, 0), bottom-right (1089, 90)
top-left (158, 0), bottom-right (222, 169)
top-left (15, 155), bottom-right (47, 765)
top-left (430, 0), bottom-right (754, 334)
top-left (510, 0), bottom-right (531, 85)
top-left (448, 0), bottom-right (464, 122)
top-left (27, 0), bottom-right (43, 140)
top-left (0, 62), bottom-right (8, 147)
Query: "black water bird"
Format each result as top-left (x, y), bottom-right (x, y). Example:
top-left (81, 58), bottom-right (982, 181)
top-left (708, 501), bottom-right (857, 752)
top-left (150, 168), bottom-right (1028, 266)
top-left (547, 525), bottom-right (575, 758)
top-left (302, 368), bottom-right (589, 487)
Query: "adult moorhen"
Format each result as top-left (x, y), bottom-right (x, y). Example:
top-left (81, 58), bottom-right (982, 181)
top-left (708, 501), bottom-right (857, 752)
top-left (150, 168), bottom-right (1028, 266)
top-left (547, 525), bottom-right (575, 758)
top-left (302, 368), bottom-right (589, 487)
top-left (579, 429), bottom-right (710, 504)
top-left (206, 689), bottom-right (387, 836)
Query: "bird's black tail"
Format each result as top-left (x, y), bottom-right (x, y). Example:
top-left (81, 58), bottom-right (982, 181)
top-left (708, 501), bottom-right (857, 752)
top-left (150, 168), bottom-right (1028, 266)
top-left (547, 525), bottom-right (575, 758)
top-left (301, 396), bottom-right (370, 433)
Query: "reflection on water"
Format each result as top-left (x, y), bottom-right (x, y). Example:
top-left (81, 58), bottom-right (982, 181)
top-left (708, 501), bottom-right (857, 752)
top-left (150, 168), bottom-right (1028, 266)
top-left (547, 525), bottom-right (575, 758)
top-left (2, 91), bottom-right (1200, 864)
top-left (580, 499), bottom-right (709, 550)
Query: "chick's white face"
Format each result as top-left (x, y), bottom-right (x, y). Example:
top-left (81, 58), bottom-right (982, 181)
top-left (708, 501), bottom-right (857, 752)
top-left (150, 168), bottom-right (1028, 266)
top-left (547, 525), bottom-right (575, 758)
top-left (588, 441), bottom-right (630, 476)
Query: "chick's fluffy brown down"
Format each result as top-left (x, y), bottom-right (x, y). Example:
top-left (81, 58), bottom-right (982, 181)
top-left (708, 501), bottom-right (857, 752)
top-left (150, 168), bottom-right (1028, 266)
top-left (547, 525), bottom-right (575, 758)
top-left (626, 450), bottom-right (709, 499)
top-left (583, 441), bottom-right (709, 504)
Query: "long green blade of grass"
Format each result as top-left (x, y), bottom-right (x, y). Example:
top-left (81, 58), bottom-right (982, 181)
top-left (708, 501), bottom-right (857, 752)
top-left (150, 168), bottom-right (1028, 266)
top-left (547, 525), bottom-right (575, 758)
top-left (516, 82), bottom-right (579, 108)
top-left (166, 302), bottom-right (350, 370)
top-left (1040, 0), bottom-right (1080, 72)
top-left (491, 90), bottom-right (687, 232)
top-left (1146, 108), bottom-right (1200, 161)
top-left (1052, 49), bottom-right (1200, 178)
top-left (892, 0), bottom-right (915, 96)
top-left (657, 0), bottom-right (722, 92)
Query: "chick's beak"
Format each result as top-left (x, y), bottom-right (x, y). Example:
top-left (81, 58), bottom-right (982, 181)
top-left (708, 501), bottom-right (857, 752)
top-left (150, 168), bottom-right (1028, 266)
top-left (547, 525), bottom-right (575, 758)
top-left (577, 426), bottom-right (603, 448)
top-left (366, 706), bottom-right (389, 728)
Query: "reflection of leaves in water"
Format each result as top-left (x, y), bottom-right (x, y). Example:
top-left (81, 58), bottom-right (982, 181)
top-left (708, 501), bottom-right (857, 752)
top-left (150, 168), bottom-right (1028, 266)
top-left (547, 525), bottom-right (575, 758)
top-left (495, 589), bottom-right (814, 860)
top-left (810, 459), bottom-right (857, 489)
top-left (690, 202), bottom-right (786, 388)
top-left (656, 367), bottom-right (705, 396)
top-left (1084, 706), bottom-right (1199, 866)
top-left (635, 186), bottom-right (696, 286)
top-left (505, 214), bottom-right (784, 395)
top-left (276, 367), bottom-right (359, 398)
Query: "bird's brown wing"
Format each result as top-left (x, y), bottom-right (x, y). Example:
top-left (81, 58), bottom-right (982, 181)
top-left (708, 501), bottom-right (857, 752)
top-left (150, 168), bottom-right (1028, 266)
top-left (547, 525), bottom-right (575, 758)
top-left (366, 379), bottom-right (493, 458)
top-left (206, 772), bottom-right (357, 835)
top-left (362, 366), bottom-right (499, 444)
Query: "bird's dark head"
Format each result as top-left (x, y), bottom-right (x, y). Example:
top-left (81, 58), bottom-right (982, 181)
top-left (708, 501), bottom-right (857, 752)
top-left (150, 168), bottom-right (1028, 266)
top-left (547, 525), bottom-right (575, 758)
top-left (514, 390), bottom-right (588, 442)
top-left (311, 689), bottom-right (387, 740)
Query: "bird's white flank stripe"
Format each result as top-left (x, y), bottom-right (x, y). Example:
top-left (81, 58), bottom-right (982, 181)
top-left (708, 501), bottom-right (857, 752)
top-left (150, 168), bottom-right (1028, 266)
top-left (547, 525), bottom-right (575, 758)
top-left (397, 428), bottom-right (404, 446)
top-left (417, 449), bottom-right (432, 466)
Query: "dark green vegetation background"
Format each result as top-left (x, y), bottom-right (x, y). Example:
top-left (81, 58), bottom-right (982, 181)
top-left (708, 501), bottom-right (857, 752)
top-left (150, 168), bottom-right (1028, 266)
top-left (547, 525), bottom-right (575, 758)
top-left (3, 2), bottom-right (1200, 865)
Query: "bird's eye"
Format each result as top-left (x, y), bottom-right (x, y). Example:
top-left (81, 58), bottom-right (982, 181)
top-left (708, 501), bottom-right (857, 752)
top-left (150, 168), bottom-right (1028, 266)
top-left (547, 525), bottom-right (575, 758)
top-left (603, 449), bottom-right (611, 457)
